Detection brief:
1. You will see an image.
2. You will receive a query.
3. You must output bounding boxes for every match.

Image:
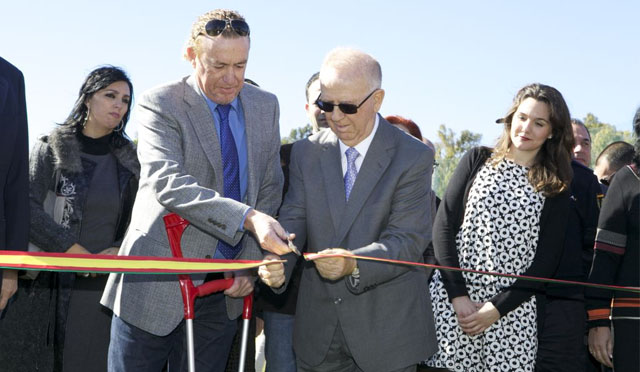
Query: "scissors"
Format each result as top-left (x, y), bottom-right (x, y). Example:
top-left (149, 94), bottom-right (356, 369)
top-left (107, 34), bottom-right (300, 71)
top-left (284, 231), bottom-right (300, 256)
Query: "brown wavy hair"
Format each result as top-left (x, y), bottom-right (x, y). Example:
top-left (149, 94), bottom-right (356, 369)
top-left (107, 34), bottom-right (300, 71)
top-left (492, 83), bottom-right (574, 197)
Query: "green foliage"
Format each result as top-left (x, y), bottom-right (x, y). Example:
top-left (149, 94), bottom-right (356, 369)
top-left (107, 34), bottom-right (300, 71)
top-left (433, 124), bottom-right (482, 197)
top-left (583, 113), bottom-right (633, 167)
top-left (281, 124), bottom-right (313, 144)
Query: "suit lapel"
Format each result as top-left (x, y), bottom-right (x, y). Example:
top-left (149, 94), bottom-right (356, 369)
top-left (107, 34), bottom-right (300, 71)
top-left (183, 76), bottom-right (224, 193)
top-left (319, 133), bottom-right (346, 236)
top-left (335, 118), bottom-right (394, 244)
top-left (239, 86), bottom-right (259, 207)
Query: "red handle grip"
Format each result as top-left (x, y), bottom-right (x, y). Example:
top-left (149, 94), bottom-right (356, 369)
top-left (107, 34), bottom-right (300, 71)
top-left (195, 278), bottom-right (234, 297)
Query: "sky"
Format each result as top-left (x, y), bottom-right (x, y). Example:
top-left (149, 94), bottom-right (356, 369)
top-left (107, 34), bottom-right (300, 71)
top-left (2, 1), bottom-right (638, 149)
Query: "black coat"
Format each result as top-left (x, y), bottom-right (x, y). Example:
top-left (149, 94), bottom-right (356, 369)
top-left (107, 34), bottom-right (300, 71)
top-left (0, 56), bottom-right (29, 253)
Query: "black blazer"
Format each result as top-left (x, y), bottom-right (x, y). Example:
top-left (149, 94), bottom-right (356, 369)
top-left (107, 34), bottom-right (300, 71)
top-left (0, 56), bottom-right (29, 253)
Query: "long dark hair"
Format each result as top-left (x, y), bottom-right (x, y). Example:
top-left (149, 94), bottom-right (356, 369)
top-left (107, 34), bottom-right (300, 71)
top-left (60, 66), bottom-right (133, 147)
top-left (493, 83), bottom-right (574, 196)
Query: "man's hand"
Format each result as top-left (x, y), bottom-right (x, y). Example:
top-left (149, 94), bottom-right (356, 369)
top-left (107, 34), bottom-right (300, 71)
top-left (588, 326), bottom-right (614, 368)
top-left (66, 243), bottom-right (91, 255)
top-left (223, 270), bottom-right (255, 298)
top-left (243, 209), bottom-right (294, 255)
top-left (98, 247), bottom-right (119, 256)
top-left (313, 248), bottom-right (357, 281)
top-left (258, 254), bottom-right (285, 288)
top-left (451, 296), bottom-right (478, 319)
top-left (0, 269), bottom-right (18, 310)
top-left (458, 301), bottom-right (500, 336)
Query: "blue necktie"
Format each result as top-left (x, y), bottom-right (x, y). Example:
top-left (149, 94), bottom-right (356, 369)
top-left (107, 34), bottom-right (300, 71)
top-left (344, 147), bottom-right (359, 201)
top-left (216, 104), bottom-right (242, 259)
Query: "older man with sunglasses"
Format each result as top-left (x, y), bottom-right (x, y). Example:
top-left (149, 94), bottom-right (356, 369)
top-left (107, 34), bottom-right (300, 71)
top-left (101, 9), bottom-right (291, 371)
top-left (274, 47), bottom-right (438, 372)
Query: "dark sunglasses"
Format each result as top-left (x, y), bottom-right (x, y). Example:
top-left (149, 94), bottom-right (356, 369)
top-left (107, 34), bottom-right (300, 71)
top-left (599, 174), bottom-right (613, 186)
top-left (316, 89), bottom-right (378, 115)
top-left (203, 19), bottom-right (250, 37)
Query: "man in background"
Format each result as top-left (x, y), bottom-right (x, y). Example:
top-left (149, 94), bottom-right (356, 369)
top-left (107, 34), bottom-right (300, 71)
top-left (0, 56), bottom-right (29, 315)
top-left (593, 141), bottom-right (634, 188)
top-left (572, 119), bottom-right (592, 167)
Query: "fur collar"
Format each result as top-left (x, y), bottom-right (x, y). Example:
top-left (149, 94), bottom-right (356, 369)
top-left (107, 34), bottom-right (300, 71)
top-left (43, 126), bottom-right (140, 177)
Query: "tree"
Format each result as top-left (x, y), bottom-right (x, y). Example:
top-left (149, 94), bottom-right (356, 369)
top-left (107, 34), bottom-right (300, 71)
top-left (433, 124), bottom-right (482, 197)
top-left (583, 113), bottom-right (633, 167)
top-left (281, 124), bottom-right (313, 144)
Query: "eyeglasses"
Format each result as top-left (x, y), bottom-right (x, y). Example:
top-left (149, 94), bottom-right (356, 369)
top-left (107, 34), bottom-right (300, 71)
top-left (315, 89), bottom-right (378, 115)
top-left (202, 19), bottom-right (250, 37)
top-left (599, 174), bottom-right (613, 186)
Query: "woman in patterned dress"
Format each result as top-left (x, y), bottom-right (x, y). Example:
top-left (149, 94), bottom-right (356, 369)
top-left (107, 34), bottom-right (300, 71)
top-left (426, 83), bottom-right (575, 372)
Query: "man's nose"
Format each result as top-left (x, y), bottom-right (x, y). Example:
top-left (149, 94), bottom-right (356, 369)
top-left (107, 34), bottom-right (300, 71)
top-left (330, 106), bottom-right (345, 122)
top-left (222, 69), bottom-right (236, 83)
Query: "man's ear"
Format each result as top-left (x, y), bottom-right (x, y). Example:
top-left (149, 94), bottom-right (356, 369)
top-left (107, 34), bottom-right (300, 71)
top-left (186, 47), bottom-right (197, 68)
top-left (373, 89), bottom-right (385, 112)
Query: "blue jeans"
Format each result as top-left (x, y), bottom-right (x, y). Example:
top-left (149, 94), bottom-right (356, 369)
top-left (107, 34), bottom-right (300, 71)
top-left (263, 311), bottom-right (296, 372)
top-left (108, 292), bottom-right (237, 372)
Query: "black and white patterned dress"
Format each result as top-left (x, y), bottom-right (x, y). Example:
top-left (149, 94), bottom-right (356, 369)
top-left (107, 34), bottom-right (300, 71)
top-left (427, 159), bottom-right (545, 372)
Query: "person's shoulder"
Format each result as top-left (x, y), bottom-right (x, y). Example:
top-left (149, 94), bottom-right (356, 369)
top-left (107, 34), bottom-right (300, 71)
top-left (289, 128), bottom-right (332, 154)
top-left (571, 159), bottom-right (594, 176)
top-left (614, 164), bottom-right (640, 183)
top-left (0, 56), bottom-right (23, 82)
top-left (240, 83), bottom-right (277, 103)
top-left (307, 128), bottom-right (334, 145)
top-left (142, 77), bottom-right (189, 99)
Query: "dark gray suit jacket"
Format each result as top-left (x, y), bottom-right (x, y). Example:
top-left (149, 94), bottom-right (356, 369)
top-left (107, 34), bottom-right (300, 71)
top-left (279, 117), bottom-right (438, 371)
top-left (101, 75), bottom-right (283, 336)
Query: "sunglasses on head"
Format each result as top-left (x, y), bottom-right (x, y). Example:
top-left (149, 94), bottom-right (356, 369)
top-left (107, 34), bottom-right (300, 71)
top-left (203, 19), bottom-right (250, 37)
top-left (315, 89), bottom-right (378, 115)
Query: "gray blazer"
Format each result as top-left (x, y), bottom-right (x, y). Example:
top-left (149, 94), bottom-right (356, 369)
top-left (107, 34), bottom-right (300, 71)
top-left (279, 118), bottom-right (438, 371)
top-left (101, 75), bottom-right (283, 336)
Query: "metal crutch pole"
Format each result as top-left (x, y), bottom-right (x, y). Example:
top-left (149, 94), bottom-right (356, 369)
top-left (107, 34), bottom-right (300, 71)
top-left (164, 213), bottom-right (234, 372)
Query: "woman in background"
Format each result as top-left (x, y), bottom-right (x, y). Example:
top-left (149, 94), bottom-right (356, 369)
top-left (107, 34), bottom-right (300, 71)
top-left (426, 83), bottom-right (574, 371)
top-left (0, 66), bottom-right (139, 371)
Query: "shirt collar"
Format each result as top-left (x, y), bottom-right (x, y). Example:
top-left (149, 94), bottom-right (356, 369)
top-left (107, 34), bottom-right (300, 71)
top-left (195, 81), bottom-right (241, 113)
top-left (339, 114), bottom-right (379, 159)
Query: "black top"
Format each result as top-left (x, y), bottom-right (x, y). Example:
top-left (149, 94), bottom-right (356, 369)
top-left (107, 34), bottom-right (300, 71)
top-left (434, 147), bottom-right (571, 316)
top-left (77, 132), bottom-right (120, 253)
top-left (545, 161), bottom-right (600, 298)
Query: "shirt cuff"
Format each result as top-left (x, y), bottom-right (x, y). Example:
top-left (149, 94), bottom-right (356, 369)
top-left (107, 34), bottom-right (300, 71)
top-left (238, 207), bottom-right (252, 233)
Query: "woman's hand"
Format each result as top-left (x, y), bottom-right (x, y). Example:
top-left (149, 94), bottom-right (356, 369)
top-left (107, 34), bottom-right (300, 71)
top-left (588, 326), bottom-right (614, 368)
top-left (458, 301), bottom-right (500, 336)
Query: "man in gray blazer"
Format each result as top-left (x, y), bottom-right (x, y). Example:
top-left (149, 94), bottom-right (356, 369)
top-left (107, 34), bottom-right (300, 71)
top-left (101, 9), bottom-right (290, 371)
top-left (276, 48), bottom-right (438, 372)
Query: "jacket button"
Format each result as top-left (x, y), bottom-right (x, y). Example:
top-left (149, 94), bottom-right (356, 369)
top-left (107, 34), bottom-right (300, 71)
top-left (334, 297), bottom-right (342, 305)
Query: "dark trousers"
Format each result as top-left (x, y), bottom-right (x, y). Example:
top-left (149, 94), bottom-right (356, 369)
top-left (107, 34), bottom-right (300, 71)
top-left (108, 291), bottom-right (237, 372)
top-left (536, 297), bottom-right (586, 372)
top-left (296, 322), bottom-right (417, 372)
top-left (612, 318), bottom-right (640, 371)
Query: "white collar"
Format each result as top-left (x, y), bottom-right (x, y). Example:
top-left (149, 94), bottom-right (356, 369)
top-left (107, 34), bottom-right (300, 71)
top-left (338, 114), bottom-right (379, 160)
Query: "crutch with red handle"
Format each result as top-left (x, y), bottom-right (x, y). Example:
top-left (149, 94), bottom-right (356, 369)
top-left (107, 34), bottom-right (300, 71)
top-left (163, 212), bottom-right (253, 372)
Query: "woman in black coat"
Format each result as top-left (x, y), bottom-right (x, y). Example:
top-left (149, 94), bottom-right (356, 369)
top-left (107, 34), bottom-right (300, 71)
top-left (0, 66), bottom-right (139, 372)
